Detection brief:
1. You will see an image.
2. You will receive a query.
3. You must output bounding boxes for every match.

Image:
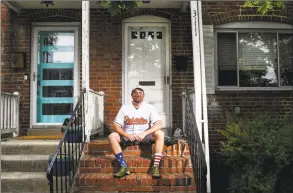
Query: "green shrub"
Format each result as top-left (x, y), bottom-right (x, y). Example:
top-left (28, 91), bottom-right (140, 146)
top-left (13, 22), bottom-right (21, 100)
top-left (218, 116), bottom-right (293, 193)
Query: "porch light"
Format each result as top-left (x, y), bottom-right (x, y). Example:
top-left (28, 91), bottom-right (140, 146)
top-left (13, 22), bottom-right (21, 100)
top-left (40, 1), bottom-right (54, 7)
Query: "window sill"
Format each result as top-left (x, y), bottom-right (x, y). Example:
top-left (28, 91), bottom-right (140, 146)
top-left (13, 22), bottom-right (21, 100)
top-left (216, 86), bottom-right (293, 92)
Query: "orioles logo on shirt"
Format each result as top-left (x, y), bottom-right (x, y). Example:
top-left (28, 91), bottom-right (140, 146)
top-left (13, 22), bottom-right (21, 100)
top-left (124, 116), bottom-right (148, 125)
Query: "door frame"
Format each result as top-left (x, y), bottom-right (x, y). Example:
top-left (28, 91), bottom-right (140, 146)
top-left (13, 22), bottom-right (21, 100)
top-left (122, 16), bottom-right (172, 129)
top-left (30, 22), bottom-right (80, 127)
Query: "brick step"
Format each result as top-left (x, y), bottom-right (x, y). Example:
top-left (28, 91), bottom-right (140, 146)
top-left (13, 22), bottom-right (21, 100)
top-left (75, 185), bottom-right (196, 192)
top-left (79, 156), bottom-right (193, 173)
top-left (75, 173), bottom-right (195, 191)
top-left (84, 140), bottom-right (189, 157)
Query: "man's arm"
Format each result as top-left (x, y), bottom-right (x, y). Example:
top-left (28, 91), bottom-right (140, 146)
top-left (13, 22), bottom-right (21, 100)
top-left (144, 121), bottom-right (162, 135)
top-left (112, 123), bottom-right (137, 142)
top-left (136, 120), bottom-right (162, 141)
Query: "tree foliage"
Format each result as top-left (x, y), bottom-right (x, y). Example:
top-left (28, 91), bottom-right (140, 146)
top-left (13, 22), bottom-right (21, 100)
top-left (99, 1), bottom-right (141, 16)
top-left (218, 116), bottom-right (293, 193)
top-left (244, 0), bottom-right (285, 15)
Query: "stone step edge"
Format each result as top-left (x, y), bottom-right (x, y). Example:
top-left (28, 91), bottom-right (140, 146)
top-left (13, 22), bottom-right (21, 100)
top-left (85, 142), bottom-right (189, 151)
top-left (1, 154), bottom-right (50, 161)
top-left (75, 172), bottom-right (195, 187)
top-left (85, 145), bottom-right (190, 152)
top-left (80, 155), bottom-right (191, 162)
top-left (75, 185), bottom-right (196, 192)
top-left (80, 156), bottom-right (192, 167)
top-left (1, 172), bottom-right (47, 180)
top-left (84, 151), bottom-right (190, 157)
top-left (79, 167), bottom-right (193, 173)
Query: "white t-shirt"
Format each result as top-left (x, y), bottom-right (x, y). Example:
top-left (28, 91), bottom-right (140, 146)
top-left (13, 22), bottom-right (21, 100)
top-left (114, 102), bottom-right (161, 135)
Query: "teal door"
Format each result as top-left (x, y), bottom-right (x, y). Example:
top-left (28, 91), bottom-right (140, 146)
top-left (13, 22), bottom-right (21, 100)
top-left (37, 31), bottom-right (75, 123)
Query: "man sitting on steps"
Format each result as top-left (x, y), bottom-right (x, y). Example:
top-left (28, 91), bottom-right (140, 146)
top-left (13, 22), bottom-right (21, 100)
top-left (108, 87), bottom-right (164, 178)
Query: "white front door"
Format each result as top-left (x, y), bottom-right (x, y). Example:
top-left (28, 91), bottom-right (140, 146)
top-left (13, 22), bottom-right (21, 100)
top-left (124, 23), bottom-right (171, 130)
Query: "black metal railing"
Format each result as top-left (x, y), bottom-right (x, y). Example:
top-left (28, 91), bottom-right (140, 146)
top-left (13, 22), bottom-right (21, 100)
top-left (47, 90), bottom-right (86, 193)
top-left (183, 89), bottom-right (207, 193)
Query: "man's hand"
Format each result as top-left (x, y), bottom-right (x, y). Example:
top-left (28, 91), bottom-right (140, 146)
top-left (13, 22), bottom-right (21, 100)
top-left (136, 132), bottom-right (147, 141)
top-left (125, 134), bottom-right (137, 142)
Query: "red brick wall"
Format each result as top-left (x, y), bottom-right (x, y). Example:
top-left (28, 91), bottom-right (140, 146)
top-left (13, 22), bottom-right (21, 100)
top-left (1, 2), bottom-right (292, 158)
top-left (200, 1), bottom-right (293, 160)
top-left (1, 6), bottom-right (194, 135)
top-left (1, 4), bottom-right (31, 135)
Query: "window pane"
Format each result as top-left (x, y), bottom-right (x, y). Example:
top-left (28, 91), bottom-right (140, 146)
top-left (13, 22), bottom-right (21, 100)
top-left (279, 34), bottom-right (293, 86)
top-left (217, 33), bottom-right (237, 86)
top-left (238, 33), bottom-right (278, 87)
top-left (42, 86), bottom-right (73, 97)
top-left (43, 51), bottom-right (74, 63)
top-left (43, 69), bottom-right (73, 80)
top-left (42, 103), bottom-right (73, 115)
top-left (43, 32), bottom-right (74, 46)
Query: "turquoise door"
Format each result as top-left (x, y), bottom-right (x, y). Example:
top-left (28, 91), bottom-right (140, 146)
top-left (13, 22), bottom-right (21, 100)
top-left (37, 31), bottom-right (75, 123)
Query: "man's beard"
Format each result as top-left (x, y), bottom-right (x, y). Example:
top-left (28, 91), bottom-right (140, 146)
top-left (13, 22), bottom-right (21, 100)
top-left (133, 96), bottom-right (143, 103)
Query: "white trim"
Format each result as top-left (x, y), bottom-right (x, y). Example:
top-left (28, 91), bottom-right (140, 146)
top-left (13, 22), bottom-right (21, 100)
top-left (215, 21), bottom-right (293, 29)
top-left (32, 22), bottom-right (81, 27)
top-left (190, 2), bottom-right (202, 141)
top-left (2, 1), bottom-right (21, 13)
top-left (123, 15), bottom-right (170, 23)
top-left (122, 17), bottom-right (172, 131)
top-left (217, 86), bottom-right (293, 91)
top-left (198, 2), bottom-right (211, 193)
top-left (82, 1), bottom-right (90, 142)
top-left (215, 27), bottom-right (293, 91)
top-left (216, 28), bottom-right (293, 33)
top-left (30, 23), bottom-right (80, 127)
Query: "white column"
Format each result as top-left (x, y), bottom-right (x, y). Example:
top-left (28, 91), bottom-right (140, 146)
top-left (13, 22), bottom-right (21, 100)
top-left (198, 1), bottom-right (211, 193)
top-left (0, 0), bottom-right (2, 190)
top-left (190, 1), bottom-right (211, 193)
top-left (82, 1), bottom-right (90, 141)
top-left (190, 1), bottom-right (202, 141)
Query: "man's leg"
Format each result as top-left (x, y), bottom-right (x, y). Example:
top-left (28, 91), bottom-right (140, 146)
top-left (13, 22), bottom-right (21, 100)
top-left (108, 132), bottom-right (130, 178)
top-left (151, 130), bottom-right (164, 178)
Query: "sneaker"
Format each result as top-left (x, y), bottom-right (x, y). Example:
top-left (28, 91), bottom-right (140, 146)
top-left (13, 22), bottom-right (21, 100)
top-left (151, 166), bottom-right (161, 178)
top-left (114, 166), bottom-right (130, 178)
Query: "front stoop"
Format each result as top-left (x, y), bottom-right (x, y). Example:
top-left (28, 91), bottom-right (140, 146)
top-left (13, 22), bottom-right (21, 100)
top-left (74, 139), bottom-right (196, 193)
top-left (1, 139), bottom-right (59, 193)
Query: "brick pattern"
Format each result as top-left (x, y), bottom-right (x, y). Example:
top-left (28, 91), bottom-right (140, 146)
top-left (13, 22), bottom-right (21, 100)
top-left (75, 184), bottom-right (196, 193)
top-left (79, 156), bottom-right (193, 174)
top-left (84, 141), bottom-right (190, 157)
top-left (201, 1), bottom-right (293, 25)
top-left (198, 1), bottom-right (293, 160)
top-left (208, 91), bottom-right (293, 159)
top-left (75, 140), bottom-right (195, 192)
top-left (1, 1), bottom-right (293, 161)
top-left (1, 6), bottom-right (193, 135)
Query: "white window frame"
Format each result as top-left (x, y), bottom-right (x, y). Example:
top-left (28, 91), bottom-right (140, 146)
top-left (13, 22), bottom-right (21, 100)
top-left (214, 22), bottom-right (293, 91)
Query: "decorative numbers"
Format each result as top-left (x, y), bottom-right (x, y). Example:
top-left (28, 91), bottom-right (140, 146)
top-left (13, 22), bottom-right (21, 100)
top-left (131, 31), bottom-right (163, 40)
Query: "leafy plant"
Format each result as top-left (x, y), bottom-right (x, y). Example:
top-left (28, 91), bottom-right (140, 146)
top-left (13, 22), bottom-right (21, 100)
top-left (243, 0), bottom-right (285, 15)
top-left (99, 1), bottom-right (141, 16)
top-left (218, 116), bottom-right (293, 193)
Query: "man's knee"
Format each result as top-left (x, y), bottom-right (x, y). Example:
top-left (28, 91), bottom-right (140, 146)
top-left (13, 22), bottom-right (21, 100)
top-left (108, 132), bottom-right (120, 142)
top-left (154, 130), bottom-right (164, 139)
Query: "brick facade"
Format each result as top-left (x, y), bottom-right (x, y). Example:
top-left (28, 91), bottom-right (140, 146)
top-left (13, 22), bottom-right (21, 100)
top-left (1, 5), bottom-right (194, 135)
top-left (1, 1), bottom-right (293, 159)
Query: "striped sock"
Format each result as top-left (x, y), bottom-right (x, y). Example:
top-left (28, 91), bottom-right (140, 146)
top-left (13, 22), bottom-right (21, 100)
top-left (115, 152), bottom-right (127, 167)
top-left (153, 153), bottom-right (162, 167)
